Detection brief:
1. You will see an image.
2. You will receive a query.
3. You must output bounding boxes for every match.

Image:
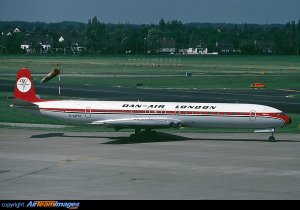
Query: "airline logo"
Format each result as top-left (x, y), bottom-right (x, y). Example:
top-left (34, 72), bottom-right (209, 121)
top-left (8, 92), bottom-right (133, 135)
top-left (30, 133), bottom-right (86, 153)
top-left (175, 105), bottom-right (217, 110)
top-left (122, 104), bottom-right (218, 110)
top-left (17, 77), bottom-right (31, 93)
top-left (122, 104), bottom-right (165, 108)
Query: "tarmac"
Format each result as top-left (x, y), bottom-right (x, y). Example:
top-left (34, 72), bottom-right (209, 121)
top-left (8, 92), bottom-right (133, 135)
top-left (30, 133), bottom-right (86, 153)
top-left (1, 128), bottom-right (300, 200)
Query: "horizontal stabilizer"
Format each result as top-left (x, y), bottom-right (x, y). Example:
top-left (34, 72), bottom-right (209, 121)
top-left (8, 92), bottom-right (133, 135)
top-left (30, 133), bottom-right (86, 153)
top-left (10, 98), bottom-right (39, 109)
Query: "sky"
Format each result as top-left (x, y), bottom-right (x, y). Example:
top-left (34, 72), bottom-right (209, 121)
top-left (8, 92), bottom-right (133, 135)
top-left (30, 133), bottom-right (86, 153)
top-left (0, 0), bottom-right (299, 24)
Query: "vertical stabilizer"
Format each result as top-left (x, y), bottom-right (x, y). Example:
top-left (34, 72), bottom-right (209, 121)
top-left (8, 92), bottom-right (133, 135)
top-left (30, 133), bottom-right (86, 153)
top-left (14, 68), bottom-right (43, 102)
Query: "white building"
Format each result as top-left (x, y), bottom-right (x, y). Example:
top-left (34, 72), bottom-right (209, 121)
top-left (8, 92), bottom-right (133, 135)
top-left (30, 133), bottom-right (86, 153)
top-left (59, 36), bottom-right (64, 43)
top-left (21, 44), bottom-right (30, 50)
top-left (187, 47), bottom-right (208, 55)
top-left (13, 28), bottom-right (21, 33)
top-left (42, 44), bottom-right (51, 51)
top-left (20, 44), bottom-right (31, 53)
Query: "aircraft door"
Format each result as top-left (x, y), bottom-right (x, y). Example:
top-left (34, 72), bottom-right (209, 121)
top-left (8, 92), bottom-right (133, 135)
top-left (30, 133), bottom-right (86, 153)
top-left (85, 107), bottom-right (91, 118)
top-left (175, 107), bottom-right (180, 115)
top-left (145, 107), bottom-right (151, 114)
top-left (250, 110), bottom-right (256, 122)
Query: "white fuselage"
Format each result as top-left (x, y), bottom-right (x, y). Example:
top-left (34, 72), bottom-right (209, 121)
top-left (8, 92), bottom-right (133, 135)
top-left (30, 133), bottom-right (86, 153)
top-left (30, 100), bottom-right (288, 129)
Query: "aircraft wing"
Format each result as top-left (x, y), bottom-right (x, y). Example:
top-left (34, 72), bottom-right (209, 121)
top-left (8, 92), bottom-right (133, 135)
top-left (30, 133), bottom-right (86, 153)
top-left (91, 117), bottom-right (184, 128)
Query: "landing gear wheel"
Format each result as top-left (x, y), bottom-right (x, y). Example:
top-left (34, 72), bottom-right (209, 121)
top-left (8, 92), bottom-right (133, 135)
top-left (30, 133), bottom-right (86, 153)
top-left (135, 128), bottom-right (142, 135)
top-left (269, 136), bottom-right (276, 142)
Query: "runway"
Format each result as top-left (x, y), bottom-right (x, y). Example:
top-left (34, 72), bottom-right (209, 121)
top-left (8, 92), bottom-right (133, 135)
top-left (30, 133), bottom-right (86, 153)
top-left (1, 128), bottom-right (300, 200)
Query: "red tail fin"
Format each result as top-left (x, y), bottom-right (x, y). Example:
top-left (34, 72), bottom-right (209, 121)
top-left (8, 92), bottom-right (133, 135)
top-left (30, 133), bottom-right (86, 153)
top-left (14, 68), bottom-right (43, 102)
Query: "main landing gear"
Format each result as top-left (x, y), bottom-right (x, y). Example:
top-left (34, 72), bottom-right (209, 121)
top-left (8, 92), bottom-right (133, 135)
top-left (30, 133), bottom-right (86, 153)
top-left (130, 128), bottom-right (156, 138)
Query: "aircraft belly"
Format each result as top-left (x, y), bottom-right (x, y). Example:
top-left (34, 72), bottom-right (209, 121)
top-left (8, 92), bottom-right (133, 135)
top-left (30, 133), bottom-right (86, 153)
top-left (40, 110), bottom-right (90, 124)
top-left (181, 115), bottom-right (284, 129)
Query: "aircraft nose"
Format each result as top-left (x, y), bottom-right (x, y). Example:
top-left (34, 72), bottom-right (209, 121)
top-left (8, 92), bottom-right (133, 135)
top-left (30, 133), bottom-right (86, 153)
top-left (284, 116), bottom-right (292, 126)
top-left (281, 114), bottom-right (292, 126)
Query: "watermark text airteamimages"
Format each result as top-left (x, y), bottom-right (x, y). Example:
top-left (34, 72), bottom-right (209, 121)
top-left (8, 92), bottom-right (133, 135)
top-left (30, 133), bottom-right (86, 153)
top-left (1, 201), bottom-right (80, 209)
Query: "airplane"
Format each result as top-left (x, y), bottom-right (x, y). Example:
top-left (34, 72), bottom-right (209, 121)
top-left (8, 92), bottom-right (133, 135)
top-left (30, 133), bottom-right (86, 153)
top-left (11, 68), bottom-right (292, 142)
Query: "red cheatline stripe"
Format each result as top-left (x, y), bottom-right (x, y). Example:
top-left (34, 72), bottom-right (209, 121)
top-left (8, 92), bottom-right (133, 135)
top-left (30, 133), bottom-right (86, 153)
top-left (39, 107), bottom-right (287, 121)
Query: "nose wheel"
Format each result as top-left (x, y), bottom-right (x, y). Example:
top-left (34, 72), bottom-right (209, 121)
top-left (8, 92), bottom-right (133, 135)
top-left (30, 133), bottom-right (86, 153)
top-left (269, 134), bottom-right (276, 142)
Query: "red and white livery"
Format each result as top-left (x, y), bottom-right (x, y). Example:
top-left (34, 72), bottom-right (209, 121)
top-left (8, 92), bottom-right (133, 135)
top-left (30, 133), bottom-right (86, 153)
top-left (12, 68), bottom-right (292, 142)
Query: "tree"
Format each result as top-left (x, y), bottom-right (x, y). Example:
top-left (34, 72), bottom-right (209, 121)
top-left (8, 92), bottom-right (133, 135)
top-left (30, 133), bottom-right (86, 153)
top-left (239, 40), bottom-right (256, 54)
top-left (285, 21), bottom-right (297, 54)
top-left (147, 28), bottom-right (162, 53)
top-left (2, 19), bottom-right (300, 55)
top-left (297, 20), bottom-right (300, 54)
top-left (5, 33), bottom-right (23, 54)
top-left (86, 16), bottom-right (106, 53)
top-left (159, 18), bottom-right (166, 31)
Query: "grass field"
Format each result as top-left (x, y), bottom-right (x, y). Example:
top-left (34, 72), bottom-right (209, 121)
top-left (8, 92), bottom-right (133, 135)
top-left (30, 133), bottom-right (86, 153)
top-left (1, 54), bottom-right (300, 90)
top-left (1, 54), bottom-right (300, 74)
top-left (0, 54), bottom-right (299, 133)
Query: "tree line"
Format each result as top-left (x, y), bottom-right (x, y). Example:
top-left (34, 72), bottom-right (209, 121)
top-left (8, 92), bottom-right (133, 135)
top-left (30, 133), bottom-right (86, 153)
top-left (0, 17), bottom-right (300, 55)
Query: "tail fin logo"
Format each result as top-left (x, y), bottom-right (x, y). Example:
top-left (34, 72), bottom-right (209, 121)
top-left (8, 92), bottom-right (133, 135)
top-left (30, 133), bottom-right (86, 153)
top-left (17, 77), bottom-right (31, 93)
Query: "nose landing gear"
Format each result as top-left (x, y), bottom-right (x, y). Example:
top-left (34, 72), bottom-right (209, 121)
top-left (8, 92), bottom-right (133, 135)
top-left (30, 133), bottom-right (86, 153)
top-left (269, 135), bottom-right (276, 142)
top-left (255, 128), bottom-right (276, 142)
top-left (269, 129), bottom-right (276, 142)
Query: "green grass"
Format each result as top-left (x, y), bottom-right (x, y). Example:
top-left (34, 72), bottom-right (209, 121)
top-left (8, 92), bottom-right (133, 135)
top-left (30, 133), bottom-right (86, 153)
top-left (55, 74), bottom-right (300, 89)
top-left (1, 54), bottom-right (300, 75)
top-left (1, 54), bottom-right (299, 90)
